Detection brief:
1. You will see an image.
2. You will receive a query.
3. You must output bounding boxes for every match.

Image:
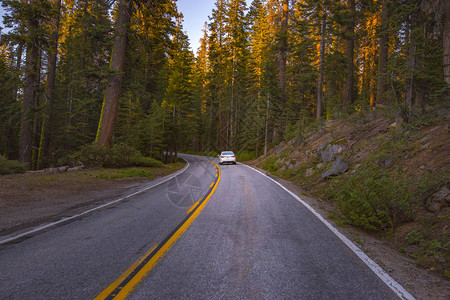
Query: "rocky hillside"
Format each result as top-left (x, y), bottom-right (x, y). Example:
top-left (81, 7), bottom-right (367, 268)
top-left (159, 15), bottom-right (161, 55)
top-left (252, 107), bottom-right (450, 279)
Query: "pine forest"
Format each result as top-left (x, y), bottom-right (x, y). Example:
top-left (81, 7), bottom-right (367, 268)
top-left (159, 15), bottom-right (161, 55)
top-left (0, 0), bottom-right (449, 170)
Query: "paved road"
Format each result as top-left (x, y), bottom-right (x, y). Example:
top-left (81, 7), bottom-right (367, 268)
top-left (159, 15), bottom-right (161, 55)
top-left (0, 154), bottom-right (410, 299)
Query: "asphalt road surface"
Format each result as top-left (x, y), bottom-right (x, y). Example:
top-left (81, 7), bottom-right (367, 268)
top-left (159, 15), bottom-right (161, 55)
top-left (0, 154), bottom-right (412, 299)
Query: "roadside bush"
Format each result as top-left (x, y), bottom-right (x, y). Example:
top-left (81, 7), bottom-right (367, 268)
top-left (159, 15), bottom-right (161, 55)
top-left (261, 156), bottom-right (281, 172)
top-left (327, 165), bottom-right (417, 231)
top-left (237, 150), bottom-right (256, 162)
top-left (0, 155), bottom-right (27, 175)
top-left (71, 143), bottom-right (162, 168)
top-left (70, 144), bottom-right (107, 168)
top-left (131, 156), bottom-right (163, 168)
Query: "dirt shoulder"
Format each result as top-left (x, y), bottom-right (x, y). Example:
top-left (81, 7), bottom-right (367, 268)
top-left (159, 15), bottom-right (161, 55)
top-left (0, 164), bottom-right (184, 237)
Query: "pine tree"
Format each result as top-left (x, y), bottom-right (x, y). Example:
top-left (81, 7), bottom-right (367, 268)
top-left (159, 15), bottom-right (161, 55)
top-left (96, 0), bottom-right (133, 147)
top-left (37, 0), bottom-right (61, 169)
top-left (376, 0), bottom-right (391, 106)
top-left (343, 0), bottom-right (355, 112)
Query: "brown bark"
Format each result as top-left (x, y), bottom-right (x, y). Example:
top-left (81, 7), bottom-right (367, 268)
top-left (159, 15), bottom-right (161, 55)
top-left (19, 9), bottom-right (40, 167)
top-left (38, 0), bottom-right (62, 169)
top-left (405, 13), bottom-right (418, 118)
top-left (13, 43), bottom-right (23, 102)
top-left (96, 0), bottom-right (132, 147)
top-left (4, 44), bottom-right (23, 158)
top-left (376, 0), bottom-right (391, 106)
top-left (278, 0), bottom-right (288, 109)
top-left (343, 0), bottom-right (355, 112)
top-left (317, 15), bottom-right (325, 120)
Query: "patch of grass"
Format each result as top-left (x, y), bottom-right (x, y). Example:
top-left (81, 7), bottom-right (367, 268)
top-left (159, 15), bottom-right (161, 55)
top-left (403, 216), bottom-right (450, 276)
top-left (96, 168), bottom-right (154, 179)
top-left (331, 137), bottom-right (348, 145)
top-left (0, 163), bottom-right (186, 193)
top-left (0, 155), bottom-right (27, 175)
top-left (354, 237), bottom-right (364, 246)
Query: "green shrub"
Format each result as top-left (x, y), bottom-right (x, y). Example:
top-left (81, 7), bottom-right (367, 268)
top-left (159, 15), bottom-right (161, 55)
top-left (236, 150), bottom-right (256, 162)
top-left (131, 156), bottom-right (163, 168)
top-left (406, 230), bottom-right (424, 245)
top-left (261, 156), bottom-right (281, 172)
top-left (327, 165), bottom-right (417, 231)
top-left (70, 143), bottom-right (162, 168)
top-left (70, 144), bottom-right (107, 168)
top-left (0, 156), bottom-right (27, 175)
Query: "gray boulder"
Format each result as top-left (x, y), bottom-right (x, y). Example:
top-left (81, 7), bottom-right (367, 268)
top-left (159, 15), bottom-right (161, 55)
top-left (317, 143), bottom-right (345, 163)
top-left (317, 143), bottom-right (327, 153)
top-left (322, 157), bottom-right (349, 178)
top-left (426, 186), bottom-right (450, 212)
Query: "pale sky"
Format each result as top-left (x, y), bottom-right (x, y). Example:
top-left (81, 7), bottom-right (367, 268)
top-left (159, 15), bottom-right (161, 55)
top-left (0, 6), bottom-right (6, 34)
top-left (177, 0), bottom-right (252, 54)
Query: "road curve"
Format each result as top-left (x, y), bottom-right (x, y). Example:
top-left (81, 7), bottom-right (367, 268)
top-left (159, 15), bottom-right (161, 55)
top-left (0, 154), bottom-right (411, 299)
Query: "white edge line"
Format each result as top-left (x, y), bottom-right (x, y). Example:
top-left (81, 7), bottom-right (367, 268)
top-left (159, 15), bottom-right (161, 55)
top-left (0, 161), bottom-right (190, 246)
top-left (244, 164), bottom-right (415, 300)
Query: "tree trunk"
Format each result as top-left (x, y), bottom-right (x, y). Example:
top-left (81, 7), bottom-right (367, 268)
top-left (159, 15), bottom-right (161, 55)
top-left (405, 13), bottom-right (417, 118)
top-left (13, 43), bottom-right (23, 102)
top-left (444, 0), bottom-right (450, 85)
top-left (4, 43), bottom-right (23, 158)
top-left (317, 14), bottom-right (325, 120)
top-left (38, 0), bottom-right (61, 169)
top-left (376, 0), bottom-right (391, 106)
top-left (343, 0), bottom-right (355, 112)
top-left (96, 0), bottom-right (132, 147)
top-left (19, 10), bottom-right (40, 167)
top-left (278, 0), bottom-right (288, 109)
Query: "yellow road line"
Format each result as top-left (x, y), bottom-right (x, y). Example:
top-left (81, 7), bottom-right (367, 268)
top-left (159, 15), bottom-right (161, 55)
top-left (209, 182), bottom-right (214, 188)
top-left (96, 160), bottom-right (221, 300)
top-left (95, 245), bottom-right (157, 300)
top-left (186, 201), bottom-right (200, 214)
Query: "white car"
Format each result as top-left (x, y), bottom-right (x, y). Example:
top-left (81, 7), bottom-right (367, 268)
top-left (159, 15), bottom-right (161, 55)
top-left (218, 151), bottom-right (236, 165)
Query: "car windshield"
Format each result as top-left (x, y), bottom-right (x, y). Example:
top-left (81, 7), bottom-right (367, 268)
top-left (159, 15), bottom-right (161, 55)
top-left (222, 152), bottom-right (234, 155)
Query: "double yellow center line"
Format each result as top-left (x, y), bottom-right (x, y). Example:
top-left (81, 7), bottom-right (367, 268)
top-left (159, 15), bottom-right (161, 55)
top-left (96, 160), bottom-right (221, 300)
